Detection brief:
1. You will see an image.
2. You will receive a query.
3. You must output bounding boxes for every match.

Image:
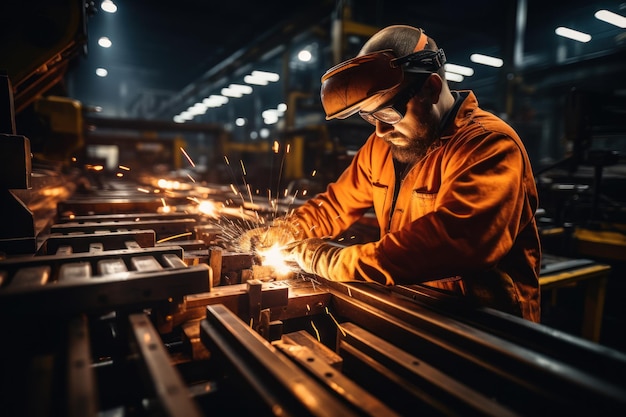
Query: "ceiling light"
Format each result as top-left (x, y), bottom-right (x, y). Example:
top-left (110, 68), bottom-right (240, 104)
top-left (444, 63), bottom-right (474, 76)
top-left (445, 72), bottom-right (464, 82)
top-left (203, 95), bottom-right (228, 107)
top-left (98, 36), bottom-right (112, 48)
top-left (555, 26), bottom-right (591, 43)
top-left (235, 118), bottom-right (246, 126)
top-left (470, 54), bottom-right (504, 67)
top-left (221, 87), bottom-right (242, 98)
top-left (228, 84), bottom-right (253, 94)
top-left (297, 50), bottom-right (312, 62)
top-left (594, 9), bottom-right (626, 28)
top-left (95, 68), bottom-right (108, 77)
top-left (244, 75), bottom-right (268, 85)
top-left (251, 70), bottom-right (280, 82)
top-left (101, 0), bottom-right (117, 13)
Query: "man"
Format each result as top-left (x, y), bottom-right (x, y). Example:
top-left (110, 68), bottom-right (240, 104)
top-left (243, 25), bottom-right (541, 322)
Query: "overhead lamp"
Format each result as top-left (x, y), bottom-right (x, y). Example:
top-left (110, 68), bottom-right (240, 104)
top-left (101, 0), bottom-right (117, 13)
top-left (203, 95), bottom-right (228, 107)
top-left (555, 27), bottom-right (591, 43)
top-left (594, 9), bottom-right (626, 28)
top-left (95, 68), bottom-right (108, 77)
top-left (445, 72), bottom-right (464, 82)
top-left (221, 87), bottom-right (242, 98)
top-left (244, 75), bottom-right (268, 85)
top-left (298, 50), bottom-right (312, 62)
top-left (228, 84), bottom-right (253, 94)
top-left (470, 53), bottom-right (504, 68)
top-left (98, 36), bottom-right (112, 48)
top-left (444, 63), bottom-right (474, 76)
top-left (251, 70), bottom-right (280, 82)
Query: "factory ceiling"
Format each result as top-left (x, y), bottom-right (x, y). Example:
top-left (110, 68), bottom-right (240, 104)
top-left (4, 0), bottom-right (625, 124)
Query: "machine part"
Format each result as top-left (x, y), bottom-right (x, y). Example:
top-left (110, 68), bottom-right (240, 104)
top-left (39, 229), bottom-right (156, 255)
top-left (199, 304), bottom-right (362, 417)
top-left (324, 281), bottom-right (626, 415)
top-left (66, 314), bottom-right (98, 417)
top-left (50, 218), bottom-right (197, 241)
top-left (274, 341), bottom-right (401, 417)
top-left (0, 246), bottom-right (210, 317)
top-left (128, 313), bottom-right (203, 417)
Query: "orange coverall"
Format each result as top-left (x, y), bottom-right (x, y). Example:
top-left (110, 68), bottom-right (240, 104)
top-left (290, 91), bottom-right (541, 322)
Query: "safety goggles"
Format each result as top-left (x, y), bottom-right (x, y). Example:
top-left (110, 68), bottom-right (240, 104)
top-left (358, 82), bottom-right (423, 125)
top-left (320, 48), bottom-right (446, 121)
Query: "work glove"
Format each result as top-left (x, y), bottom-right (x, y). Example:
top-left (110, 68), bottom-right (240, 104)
top-left (282, 237), bottom-right (343, 278)
top-left (237, 219), bottom-right (301, 252)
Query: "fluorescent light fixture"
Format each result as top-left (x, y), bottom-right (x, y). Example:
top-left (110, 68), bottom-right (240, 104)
top-left (251, 70), bottom-right (280, 82)
top-left (470, 53), bottom-right (504, 68)
top-left (203, 95), bottom-right (228, 107)
top-left (244, 75), bottom-right (268, 85)
top-left (235, 118), bottom-right (246, 126)
top-left (555, 26), bottom-right (591, 43)
top-left (445, 63), bottom-right (474, 76)
top-left (228, 84), bottom-right (253, 94)
top-left (595, 9), bottom-right (626, 28)
top-left (101, 0), bottom-right (117, 13)
top-left (98, 36), bottom-right (112, 48)
top-left (221, 87), bottom-right (242, 98)
top-left (95, 68), bottom-right (108, 77)
top-left (445, 72), bottom-right (464, 82)
top-left (173, 115), bottom-right (186, 123)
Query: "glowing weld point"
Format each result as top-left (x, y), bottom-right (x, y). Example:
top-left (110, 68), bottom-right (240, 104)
top-left (257, 244), bottom-right (292, 276)
top-left (311, 170), bottom-right (317, 177)
top-left (273, 141), bottom-right (280, 153)
top-left (118, 165), bottom-right (130, 171)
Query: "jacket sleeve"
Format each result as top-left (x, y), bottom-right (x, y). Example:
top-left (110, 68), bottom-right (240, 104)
top-left (290, 134), bottom-right (381, 239)
top-left (304, 131), bottom-right (533, 286)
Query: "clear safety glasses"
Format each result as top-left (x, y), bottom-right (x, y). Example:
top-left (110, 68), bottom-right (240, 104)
top-left (358, 85), bottom-right (420, 125)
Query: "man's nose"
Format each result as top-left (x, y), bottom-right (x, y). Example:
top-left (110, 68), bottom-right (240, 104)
top-left (375, 120), bottom-right (394, 136)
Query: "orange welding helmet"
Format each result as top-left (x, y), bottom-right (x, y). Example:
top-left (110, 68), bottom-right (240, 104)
top-left (320, 27), bottom-right (446, 120)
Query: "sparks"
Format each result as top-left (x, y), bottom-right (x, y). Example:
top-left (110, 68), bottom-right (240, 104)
top-left (180, 147), bottom-right (196, 167)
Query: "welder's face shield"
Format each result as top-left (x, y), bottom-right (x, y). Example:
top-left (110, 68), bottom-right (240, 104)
top-left (320, 48), bottom-right (446, 121)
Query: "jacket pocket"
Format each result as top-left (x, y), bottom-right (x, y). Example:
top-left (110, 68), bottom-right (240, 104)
top-left (372, 182), bottom-right (389, 223)
top-left (410, 191), bottom-right (437, 219)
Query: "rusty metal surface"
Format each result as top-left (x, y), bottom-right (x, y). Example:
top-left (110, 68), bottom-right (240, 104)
top-left (199, 304), bottom-right (361, 417)
top-left (129, 313), bottom-right (203, 417)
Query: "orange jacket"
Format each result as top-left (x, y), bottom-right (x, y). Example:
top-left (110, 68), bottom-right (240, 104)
top-left (291, 91), bottom-right (541, 322)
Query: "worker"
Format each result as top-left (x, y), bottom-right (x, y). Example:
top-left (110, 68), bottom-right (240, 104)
top-left (240, 25), bottom-right (541, 322)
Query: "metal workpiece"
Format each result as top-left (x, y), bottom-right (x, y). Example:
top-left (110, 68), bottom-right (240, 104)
top-left (274, 339), bottom-right (401, 417)
top-left (324, 281), bottom-right (626, 416)
top-left (50, 217), bottom-right (198, 241)
top-left (0, 246), bottom-right (210, 317)
top-left (66, 314), bottom-right (99, 417)
top-left (199, 304), bottom-right (362, 417)
top-left (39, 229), bottom-right (157, 255)
top-left (128, 313), bottom-right (203, 417)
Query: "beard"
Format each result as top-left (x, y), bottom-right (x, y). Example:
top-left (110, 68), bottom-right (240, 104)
top-left (383, 108), bottom-right (440, 164)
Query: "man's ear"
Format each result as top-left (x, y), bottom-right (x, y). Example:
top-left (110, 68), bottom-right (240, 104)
top-left (423, 73), bottom-right (443, 104)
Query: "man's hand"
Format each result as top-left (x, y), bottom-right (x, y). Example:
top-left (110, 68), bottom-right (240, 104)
top-left (282, 237), bottom-right (342, 277)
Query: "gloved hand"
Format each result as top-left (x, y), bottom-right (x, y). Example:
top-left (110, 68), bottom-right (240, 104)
top-left (237, 219), bottom-right (301, 252)
top-left (282, 237), bottom-right (343, 278)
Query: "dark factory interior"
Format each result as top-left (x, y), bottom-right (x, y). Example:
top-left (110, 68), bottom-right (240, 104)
top-left (1, 0), bottom-right (626, 415)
